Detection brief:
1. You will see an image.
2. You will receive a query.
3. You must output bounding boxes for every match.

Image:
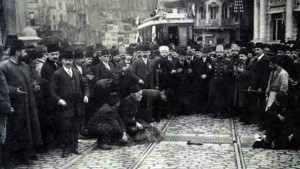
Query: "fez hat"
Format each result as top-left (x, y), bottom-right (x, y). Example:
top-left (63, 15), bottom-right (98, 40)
top-left (224, 44), bottom-right (231, 50)
top-left (60, 49), bottom-right (74, 60)
top-left (177, 48), bottom-right (186, 56)
top-left (254, 43), bottom-right (265, 49)
top-left (239, 47), bottom-right (248, 55)
top-left (130, 85), bottom-right (141, 94)
top-left (111, 49), bottom-right (119, 56)
top-left (47, 44), bottom-right (59, 53)
top-left (86, 45), bottom-right (94, 58)
top-left (95, 43), bottom-right (105, 51)
top-left (74, 50), bottom-right (84, 59)
top-left (159, 46), bottom-right (169, 53)
top-left (201, 47), bottom-right (210, 54)
top-left (101, 49), bottom-right (110, 56)
top-left (9, 39), bottom-right (25, 55)
top-left (126, 47), bottom-right (135, 55)
top-left (4, 35), bottom-right (18, 49)
top-left (137, 44), bottom-right (151, 51)
top-left (216, 45), bottom-right (225, 52)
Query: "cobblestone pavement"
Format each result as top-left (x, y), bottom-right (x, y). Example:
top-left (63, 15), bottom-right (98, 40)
top-left (166, 115), bottom-right (231, 136)
top-left (243, 148), bottom-right (300, 169)
top-left (139, 142), bottom-right (236, 169)
top-left (16, 139), bottom-right (96, 169)
top-left (15, 114), bottom-right (300, 169)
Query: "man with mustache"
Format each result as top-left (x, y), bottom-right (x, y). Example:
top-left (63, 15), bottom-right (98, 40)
top-left (131, 44), bottom-right (159, 89)
top-left (0, 39), bottom-right (42, 166)
top-left (50, 49), bottom-right (89, 158)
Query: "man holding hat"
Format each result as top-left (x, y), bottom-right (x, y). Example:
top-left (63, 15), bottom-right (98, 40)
top-left (50, 49), bottom-right (90, 158)
top-left (206, 44), bottom-right (233, 117)
top-left (0, 39), bottom-right (43, 166)
top-left (131, 44), bottom-right (159, 89)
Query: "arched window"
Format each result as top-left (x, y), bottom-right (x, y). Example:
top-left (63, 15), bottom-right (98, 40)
top-left (209, 2), bottom-right (219, 19)
top-left (199, 3), bottom-right (206, 19)
top-left (222, 3), bottom-right (228, 19)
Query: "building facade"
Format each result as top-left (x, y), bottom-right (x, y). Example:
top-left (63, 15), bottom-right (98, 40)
top-left (140, 0), bottom-right (253, 46)
top-left (253, 0), bottom-right (300, 43)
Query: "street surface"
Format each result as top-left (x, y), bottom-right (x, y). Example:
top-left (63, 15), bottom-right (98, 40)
top-left (16, 115), bottom-right (300, 169)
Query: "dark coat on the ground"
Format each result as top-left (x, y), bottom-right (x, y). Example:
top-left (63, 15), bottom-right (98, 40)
top-left (87, 103), bottom-right (125, 135)
top-left (0, 60), bottom-right (43, 150)
top-left (50, 67), bottom-right (90, 117)
top-left (131, 58), bottom-right (158, 89)
top-left (0, 69), bottom-right (11, 116)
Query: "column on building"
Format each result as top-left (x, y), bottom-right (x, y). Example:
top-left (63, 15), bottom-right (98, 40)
top-left (206, 3), bottom-right (210, 24)
top-left (285, 0), bottom-right (293, 40)
top-left (259, 0), bottom-right (266, 42)
top-left (253, 0), bottom-right (259, 41)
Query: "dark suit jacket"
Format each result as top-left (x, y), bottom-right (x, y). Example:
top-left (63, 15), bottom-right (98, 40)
top-left (155, 58), bottom-right (174, 90)
top-left (41, 58), bottom-right (60, 97)
top-left (250, 54), bottom-right (271, 90)
top-left (93, 61), bottom-right (116, 85)
top-left (50, 67), bottom-right (90, 117)
top-left (193, 57), bottom-right (212, 88)
top-left (91, 57), bottom-right (101, 67)
top-left (131, 58), bottom-right (158, 89)
top-left (118, 95), bottom-right (139, 127)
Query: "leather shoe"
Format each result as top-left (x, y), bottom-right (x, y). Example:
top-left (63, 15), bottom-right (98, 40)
top-left (61, 150), bottom-right (69, 158)
top-left (71, 149), bottom-right (81, 155)
top-left (98, 144), bottom-right (112, 150)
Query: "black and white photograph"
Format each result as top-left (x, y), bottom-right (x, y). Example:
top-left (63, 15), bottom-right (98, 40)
top-left (0, 0), bottom-right (300, 168)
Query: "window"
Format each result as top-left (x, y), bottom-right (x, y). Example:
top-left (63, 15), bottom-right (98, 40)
top-left (217, 38), bottom-right (224, 44)
top-left (211, 7), bottom-right (217, 19)
top-left (199, 3), bottom-right (206, 19)
top-left (59, 2), bottom-right (62, 10)
top-left (272, 18), bottom-right (284, 41)
top-left (222, 4), bottom-right (228, 19)
top-left (209, 3), bottom-right (219, 19)
top-left (52, 15), bottom-right (55, 20)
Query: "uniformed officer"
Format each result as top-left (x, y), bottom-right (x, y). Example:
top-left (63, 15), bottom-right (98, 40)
top-left (206, 45), bottom-right (233, 117)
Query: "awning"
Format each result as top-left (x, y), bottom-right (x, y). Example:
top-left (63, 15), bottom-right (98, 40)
top-left (267, 7), bottom-right (285, 14)
top-left (293, 8), bottom-right (300, 12)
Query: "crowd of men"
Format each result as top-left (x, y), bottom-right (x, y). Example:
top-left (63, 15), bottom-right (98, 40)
top-left (0, 35), bottom-right (300, 168)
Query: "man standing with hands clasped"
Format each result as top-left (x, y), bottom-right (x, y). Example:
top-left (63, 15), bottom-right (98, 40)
top-left (50, 49), bottom-right (89, 158)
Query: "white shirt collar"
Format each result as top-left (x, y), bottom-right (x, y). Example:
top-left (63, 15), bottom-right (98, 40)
top-left (63, 66), bottom-right (73, 77)
top-left (102, 61), bottom-right (110, 70)
top-left (257, 54), bottom-right (264, 61)
top-left (142, 57), bottom-right (148, 64)
top-left (76, 65), bottom-right (83, 74)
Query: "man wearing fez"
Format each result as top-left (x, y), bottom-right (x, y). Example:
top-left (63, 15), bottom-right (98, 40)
top-left (131, 44), bottom-right (159, 89)
top-left (91, 43), bottom-right (105, 67)
top-left (87, 91), bottom-right (128, 150)
top-left (0, 40), bottom-right (43, 165)
top-left (50, 50), bottom-right (89, 158)
top-left (248, 43), bottom-right (271, 121)
top-left (93, 49), bottom-right (116, 84)
top-left (118, 85), bottom-right (144, 136)
top-left (206, 45), bottom-right (233, 117)
top-left (193, 47), bottom-right (212, 114)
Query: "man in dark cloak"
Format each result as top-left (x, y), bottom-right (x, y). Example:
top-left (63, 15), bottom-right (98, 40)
top-left (0, 40), bottom-right (43, 166)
